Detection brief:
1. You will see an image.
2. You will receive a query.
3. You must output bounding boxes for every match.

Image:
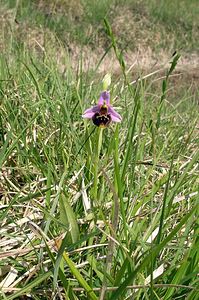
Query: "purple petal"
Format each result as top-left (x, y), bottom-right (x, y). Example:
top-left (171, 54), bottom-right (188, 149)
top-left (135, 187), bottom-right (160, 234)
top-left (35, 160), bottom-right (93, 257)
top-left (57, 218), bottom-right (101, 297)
top-left (98, 91), bottom-right (110, 106)
top-left (82, 105), bottom-right (100, 119)
top-left (108, 106), bottom-right (122, 123)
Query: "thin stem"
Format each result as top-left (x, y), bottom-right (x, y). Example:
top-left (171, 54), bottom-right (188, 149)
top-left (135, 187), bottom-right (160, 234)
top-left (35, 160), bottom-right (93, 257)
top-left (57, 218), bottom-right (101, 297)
top-left (99, 125), bottom-right (120, 300)
top-left (93, 127), bottom-right (103, 202)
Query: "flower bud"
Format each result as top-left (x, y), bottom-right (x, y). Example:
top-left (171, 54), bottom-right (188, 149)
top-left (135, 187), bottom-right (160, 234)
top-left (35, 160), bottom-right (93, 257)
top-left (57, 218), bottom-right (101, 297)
top-left (102, 73), bottom-right (111, 90)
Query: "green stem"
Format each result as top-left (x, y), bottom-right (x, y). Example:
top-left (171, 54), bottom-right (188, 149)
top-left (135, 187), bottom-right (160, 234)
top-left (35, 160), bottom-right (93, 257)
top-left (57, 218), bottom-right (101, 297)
top-left (100, 126), bottom-right (121, 300)
top-left (93, 127), bottom-right (103, 202)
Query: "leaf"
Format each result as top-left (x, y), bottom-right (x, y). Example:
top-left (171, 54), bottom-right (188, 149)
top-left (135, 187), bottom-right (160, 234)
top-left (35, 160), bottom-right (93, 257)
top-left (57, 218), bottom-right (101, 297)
top-left (62, 251), bottom-right (98, 300)
top-left (59, 193), bottom-right (79, 244)
top-left (167, 53), bottom-right (181, 77)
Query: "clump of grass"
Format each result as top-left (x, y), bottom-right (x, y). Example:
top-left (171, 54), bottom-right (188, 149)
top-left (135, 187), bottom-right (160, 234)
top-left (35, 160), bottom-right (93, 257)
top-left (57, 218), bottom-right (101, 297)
top-left (0, 5), bottom-right (199, 300)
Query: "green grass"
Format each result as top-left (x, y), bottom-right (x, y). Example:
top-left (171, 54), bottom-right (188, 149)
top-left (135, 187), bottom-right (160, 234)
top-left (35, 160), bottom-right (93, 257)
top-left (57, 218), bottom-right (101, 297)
top-left (1, 0), bottom-right (199, 52)
top-left (0, 1), bottom-right (199, 300)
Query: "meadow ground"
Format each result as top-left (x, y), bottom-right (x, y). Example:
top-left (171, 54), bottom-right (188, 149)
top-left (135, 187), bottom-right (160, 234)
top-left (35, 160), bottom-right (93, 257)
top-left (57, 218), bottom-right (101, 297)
top-left (0, 1), bottom-right (199, 299)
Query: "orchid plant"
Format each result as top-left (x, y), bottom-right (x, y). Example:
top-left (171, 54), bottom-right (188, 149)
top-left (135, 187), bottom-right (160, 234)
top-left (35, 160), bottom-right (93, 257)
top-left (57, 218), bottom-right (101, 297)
top-left (82, 76), bottom-right (122, 202)
top-left (82, 83), bottom-right (123, 297)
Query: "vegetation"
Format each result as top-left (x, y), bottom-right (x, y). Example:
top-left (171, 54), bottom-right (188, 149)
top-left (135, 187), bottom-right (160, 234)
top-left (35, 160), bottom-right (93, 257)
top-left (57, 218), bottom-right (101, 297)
top-left (1, 0), bottom-right (199, 52)
top-left (0, 1), bottom-right (198, 299)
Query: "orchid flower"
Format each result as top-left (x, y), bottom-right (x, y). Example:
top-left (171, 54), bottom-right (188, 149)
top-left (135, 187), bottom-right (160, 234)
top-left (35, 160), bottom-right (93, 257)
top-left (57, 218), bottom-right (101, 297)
top-left (82, 91), bottom-right (122, 127)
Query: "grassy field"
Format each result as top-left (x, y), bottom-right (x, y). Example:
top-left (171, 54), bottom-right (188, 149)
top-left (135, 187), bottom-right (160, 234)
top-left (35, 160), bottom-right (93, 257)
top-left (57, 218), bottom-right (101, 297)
top-left (1, 0), bottom-right (199, 51)
top-left (0, 1), bottom-right (199, 299)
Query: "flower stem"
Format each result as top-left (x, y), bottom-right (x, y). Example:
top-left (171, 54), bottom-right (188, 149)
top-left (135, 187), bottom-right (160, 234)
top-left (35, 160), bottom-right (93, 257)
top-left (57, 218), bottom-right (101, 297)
top-left (93, 127), bottom-right (103, 202)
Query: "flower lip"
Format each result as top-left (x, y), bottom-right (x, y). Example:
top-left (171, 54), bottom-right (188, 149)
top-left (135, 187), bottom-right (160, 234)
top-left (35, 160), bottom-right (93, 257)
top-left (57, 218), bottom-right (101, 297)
top-left (92, 112), bottom-right (111, 127)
